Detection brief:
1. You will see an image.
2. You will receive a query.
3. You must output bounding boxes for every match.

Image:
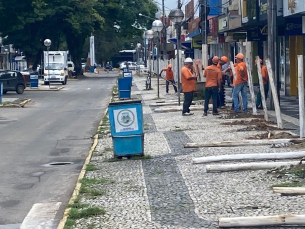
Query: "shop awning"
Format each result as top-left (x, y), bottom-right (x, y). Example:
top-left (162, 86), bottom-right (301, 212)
top-left (187, 29), bottom-right (201, 38)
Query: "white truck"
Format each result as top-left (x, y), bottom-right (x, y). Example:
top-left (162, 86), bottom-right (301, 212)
top-left (44, 51), bottom-right (68, 85)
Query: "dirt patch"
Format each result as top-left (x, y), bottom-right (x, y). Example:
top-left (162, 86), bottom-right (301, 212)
top-left (219, 111), bottom-right (264, 120)
top-left (221, 119), bottom-right (282, 131)
top-left (248, 132), bottom-right (299, 140)
top-left (288, 141), bottom-right (305, 150)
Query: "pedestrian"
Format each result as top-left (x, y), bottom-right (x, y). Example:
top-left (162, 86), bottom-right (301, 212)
top-left (181, 57), bottom-right (198, 116)
top-left (203, 56), bottom-right (222, 116)
top-left (217, 56), bottom-right (230, 108)
top-left (159, 64), bottom-right (177, 94)
top-left (256, 58), bottom-right (269, 109)
top-left (232, 53), bottom-right (248, 113)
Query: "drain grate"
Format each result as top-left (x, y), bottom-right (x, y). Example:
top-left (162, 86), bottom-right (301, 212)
top-left (49, 162), bottom-right (73, 166)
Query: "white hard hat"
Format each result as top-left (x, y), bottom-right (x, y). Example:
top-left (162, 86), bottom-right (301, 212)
top-left (184, 57), bottom-right (193, 63)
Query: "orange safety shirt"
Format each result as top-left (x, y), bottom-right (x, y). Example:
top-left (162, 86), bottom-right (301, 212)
top-left (203, 65), bottom-right (222, 88)
top-left (233, 62), bottom-right (248, 85)
top-left (261, 65), bottom-right (269, 84)
top-left (181, 66), bottom-right (196, 92)
top-left (162, 68), bottom-right (174, 80)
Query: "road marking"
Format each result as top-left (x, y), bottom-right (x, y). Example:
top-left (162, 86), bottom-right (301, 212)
top-left (20, 202), bottom-right (61, 229)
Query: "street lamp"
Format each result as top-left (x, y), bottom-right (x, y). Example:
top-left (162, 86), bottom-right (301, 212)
top-left (145, 30), bottom-right (154, 90)
top-left (151, 20), bottom-right (163, 98)
top-left (169, 8), bottom-right (184, 106)
top-left (44, 39), bottom-right (51, 89)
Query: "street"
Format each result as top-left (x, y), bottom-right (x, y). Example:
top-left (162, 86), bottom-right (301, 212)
top-left (0, 73), bottom-right (116, 228)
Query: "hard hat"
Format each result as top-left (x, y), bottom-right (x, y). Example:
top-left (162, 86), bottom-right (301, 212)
top-left (235, 53), bottom-right (244, 60)
top-left (212, 56), bottom-right (220, 64)
top-left (255, 59), bottom-right (263, 65)
top-left (220, 56), bottom-right (228, 63)
top-left (168, 64), bottom-right (172, 68)
top-left (184, 57), bottom-right (193, 63)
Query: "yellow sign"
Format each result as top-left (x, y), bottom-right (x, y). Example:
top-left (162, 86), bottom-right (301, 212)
top-left (192, 37), bottom-right (202, 49)
top-left (288, 0), bottom-right (296, 14)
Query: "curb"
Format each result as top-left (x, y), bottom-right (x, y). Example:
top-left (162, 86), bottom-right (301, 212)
top-left (0, 99), bottom-right (31, 108)
top-left (57, 103), bottom-right (111, 229)
top-left (25, 86), bottom-right (64, 92)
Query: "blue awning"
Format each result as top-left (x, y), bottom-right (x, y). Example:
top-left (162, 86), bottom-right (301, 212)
top-left (187, 29), bottom-right (201, 38)
top-left (168, 38), bottom-right (192, 49)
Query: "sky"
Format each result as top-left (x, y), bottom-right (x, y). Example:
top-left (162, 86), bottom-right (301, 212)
top-left (155, 0), bottom-right (182, 12)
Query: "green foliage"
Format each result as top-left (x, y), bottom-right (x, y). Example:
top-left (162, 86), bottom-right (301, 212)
top-left (86, 164), bottom-right (98, 171)
top-left (0, 0), bottom-right (157, 70)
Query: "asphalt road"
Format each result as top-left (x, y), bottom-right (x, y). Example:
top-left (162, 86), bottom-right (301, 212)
top-left (0, 72), bottom-right (117, 228)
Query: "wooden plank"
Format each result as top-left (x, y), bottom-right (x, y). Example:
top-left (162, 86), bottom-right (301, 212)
top-left (256, 56), bottom-right (268, 121)
top-left (193, 151), bottom-right (305, 164)
top-left (229, 61), bottom-right (243, 111)
top-left (206, 161), bottom-right (300, 173)
top-left (298, 55), bottom-right (305, 138)
top-left (273, 187), bottom-right (305, 195)
top-left (219, 214), bottom-right (305, 227)
top-left (184, 138), bottom-right (296, 148)
top-left (266, 59), bottom-right (283, 128)
top-left (245, 58), bottom-right (257, 115)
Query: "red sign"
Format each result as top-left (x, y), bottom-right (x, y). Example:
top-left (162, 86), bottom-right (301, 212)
top-left (209, 17), bottom-right (219, 36)
top-left (185, 0), bottom-right (194, 22)
top-left (188, 17), bottom-right (201, 34)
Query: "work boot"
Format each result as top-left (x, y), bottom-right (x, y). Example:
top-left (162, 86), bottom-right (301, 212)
top-left (203, 113), bottom-right (207, 116)
top-left (212, 112), bottom-right (219, 115)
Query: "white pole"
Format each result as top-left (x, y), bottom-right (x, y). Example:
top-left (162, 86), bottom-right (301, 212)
top-left (245, 58), bottom-right (257, 115)
top-left (256, 56), bottom-right (268, 121)
top-left (266, 59), bottom-right (283, 128)
top-left (47, 47), bottom-right (50, 89)
top-left (298, 55), bottom-right (305, 137)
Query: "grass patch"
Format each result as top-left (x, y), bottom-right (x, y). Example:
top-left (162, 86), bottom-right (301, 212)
top-left (79, 186), bottom-right (106, 196)
top-left (104, 147), bottom-right (113, 152)
top-left (80, 177), bottom-right (111, 186)
top-left (64, 218), bottom-right (76, 229)
top-left (104, 155), bottom-right (152, 162)
top-left (271, 181), bottom-right (301, 188)
top-left (69, 206), bottom-right (105, 219)
top-left (156, 170), bottom-right (164, 174)
top-left (86, 164), bottom-right (98, 171)
top-left (288, 170), bottom-right (305, 177)
top-left (68, 202), bottom-right (89, 209)
top-left (1, 101), bottom-right (12, 106)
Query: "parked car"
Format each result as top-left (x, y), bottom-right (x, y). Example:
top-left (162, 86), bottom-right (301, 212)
top-left (0, 70), bottom-right (27, 94)
top-left (120, 61), bottom-right (137, 70)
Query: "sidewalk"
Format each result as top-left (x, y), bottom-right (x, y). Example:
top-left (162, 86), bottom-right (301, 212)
top-left (69, 75), bottom-right (305, 229)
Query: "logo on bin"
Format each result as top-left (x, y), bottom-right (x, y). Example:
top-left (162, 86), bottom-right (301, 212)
top-left (117, 110), bottom-right (135, 127)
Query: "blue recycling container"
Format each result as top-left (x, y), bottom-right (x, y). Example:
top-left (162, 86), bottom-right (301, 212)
top-left (123, 71), bottom-right (132, 87)
top-left (118, 78), bottom-right (131, 99)
top-left (0, 82), bottom-right (2, 104)
top-left (30, 73), bottom-right (39, 88)
top-left (108, 100), bottom-right (144, 157)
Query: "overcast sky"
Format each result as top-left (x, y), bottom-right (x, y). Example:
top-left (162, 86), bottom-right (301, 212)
top-left (155, 0), bottom-right (180, 11)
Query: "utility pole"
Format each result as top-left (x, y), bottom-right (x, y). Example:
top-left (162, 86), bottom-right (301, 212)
top-left (162, 0), bottom-right (167, 61)
top-left (177, 0), bottom-right (182, 105)
top-left (200, 0), bottom-right (208, 68)
top-left (267, 0), bottom-right (278, 109)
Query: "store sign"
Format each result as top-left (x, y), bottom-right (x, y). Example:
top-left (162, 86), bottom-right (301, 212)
top-left (218, 15), bottom-right (229, 32)
top-left (259, 0), bottom-right (267, 21)
top-left (285, 17), bottom-right (303, 35)
top-left (233, 33), bottom-right (247, 40)
top-left (192, 37), bottom-right (202, 49)
top-left (114, 108), bottom-right (138, 133)
top-left (241, 0), bottom-right (258, 24)
top-left (283, 0), bottom-right (305, 17)
top-left (247, 29), bottom-right (267, 41)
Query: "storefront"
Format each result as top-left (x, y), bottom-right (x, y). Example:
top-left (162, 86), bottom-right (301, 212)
top-left (283, 0), bottom-right (305, 96)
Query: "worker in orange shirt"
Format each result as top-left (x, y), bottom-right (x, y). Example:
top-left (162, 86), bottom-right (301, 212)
top-left (203, 56), bottom-right (222, 116)
top-left (159, 64), bottom-right (177, 94)
top-left (181, 57), bottom-right (198, 116)
top-left (232, 53), bottom-right (248, 113)
top-left (217, 56), bottom-right (231, 108)
top-left (256, 58), bottom-right (269, 109)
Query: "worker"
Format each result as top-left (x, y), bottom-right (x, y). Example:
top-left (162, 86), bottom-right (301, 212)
top-left (181, 57), bottom-right (198, 116)
top-left (159, 64), bottom-right (177, 94)
top-left (256, 58), bottom-right (269, 109)
top-left (232, 53), bottom-right (248, 113)
top-left (203, 56), bottom-right (222, 116)
top-left (217, 56), bottom-right (230, 108)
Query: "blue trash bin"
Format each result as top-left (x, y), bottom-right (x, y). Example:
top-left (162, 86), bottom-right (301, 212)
top-left (118, 78), bottom-right (131, 99)
top-left (30, 72), bottom-right (39, 88)
top-left (0, 82), bottom-right (2, 104)
top-left (123, 71), bottom-right (132, 87)
top-left (108, 100), bottom-right (144, 157)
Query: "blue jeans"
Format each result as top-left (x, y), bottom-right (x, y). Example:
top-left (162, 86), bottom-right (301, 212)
top-left (166, 80), bottom-right (177, 93)
top-left (233, 82), bottom-right (248, 113)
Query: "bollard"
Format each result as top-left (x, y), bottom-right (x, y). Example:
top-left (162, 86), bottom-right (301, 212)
top-left (0, 82), bottom-right (2, 104)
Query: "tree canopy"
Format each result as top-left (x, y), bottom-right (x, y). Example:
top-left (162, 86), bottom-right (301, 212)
top-left (0, 0), bottom-right (157, 72)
